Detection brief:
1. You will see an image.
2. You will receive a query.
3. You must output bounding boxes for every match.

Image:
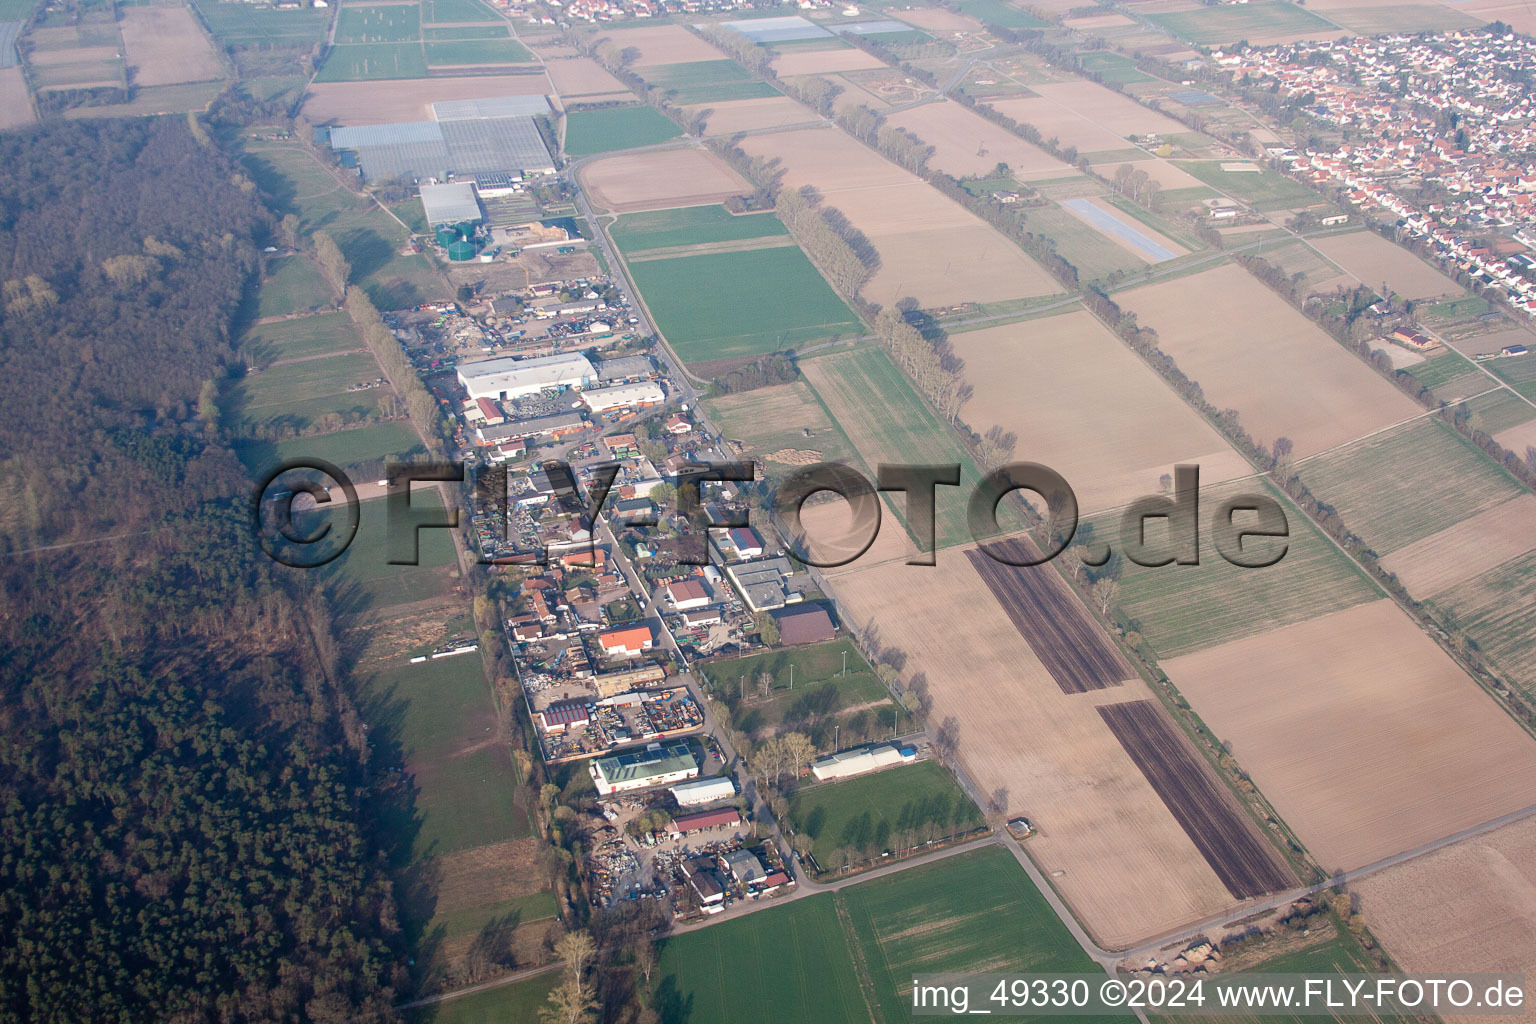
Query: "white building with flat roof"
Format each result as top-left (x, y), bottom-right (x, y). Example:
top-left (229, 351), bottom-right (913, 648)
top-left (419, 181), bottom-right (481, 224)
top-left (457, 352), bottom-right (595, 400)
top-left (581, 381), bottom-right (664, 413)
top-left (670, 776), bottom-right (736, 807)
top-left (811, 743), bottom-right (914, 782)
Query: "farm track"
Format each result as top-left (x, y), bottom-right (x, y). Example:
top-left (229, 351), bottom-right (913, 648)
top-left (1097, 701), bottom-right (1295, 901)
top-left (964, 539), bottom-right (1133, 693)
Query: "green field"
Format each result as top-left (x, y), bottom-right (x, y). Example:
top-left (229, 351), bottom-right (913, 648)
top-left (1149, 2), bottom-right (1333, 44)
top-left (240, 419), bottom-right (426, 475)
top-left (803, 347), bottom-right (995, 549)
top-left (242, 139), bottom-right (444, 308)
top-left (234, 352), bottom-right (386, 432)
top-left (628, 245), bottom-right (861, 365)
top-left (422, 0), bottom-right (498, 21)
top-left (703, 379), bottom-right (861, 470)
top-left (1173, 160), bottom-right (1320, 212)
top-left (653, 893), bottom-right (870, 1024)
top-left (1076, 51), bottom-right (1154, 84)
top-left (192, 0), bottom-right (331, 48)
top-left (302, 492), bottom-right (460, 611)
top-left (1487, 350), bottom-right (1536, 389)
top-left (953, 0), bottom-right (1047, 28)
top-left (1461, 388), bottom-right (1536, 435)
top-left (1020, 203), bottom-right (1148, 283)
top-left (425, 38), bottom-right (532, 64)
top-left (1403, 351), bottom-right (1487, 402)
top-left (1297, 418), bottom-right (1523, 555)
top-left (368, 653), bottom-right (532, 856)
top-left (335, 4), bottom-right (421, 43)
top-left (697, 638), bottom-right (899, 743)
top-left (610, 204), bottom-right (789, 254)
top-left (316, 42), bottom-right (429, 81)
top-left (1424, 295), bottom-right (1495, 320)
top-left (787, 760), bottom-right (982, 869)
top-left (242, 312), bottom-right (355, 364)
top-left (256, 255), bottom-right (336, 318)
top-left (641, 58), bottom-right (781, 104)
top-left (1087, 478), bottom-right (1380, 658)
top-left (841, 846), bottom-right (1121, 1024)
top-left (423, 24), bottom-right (510, 38)
top-left (1432, 549), bottom-right (1536, 698)
top-left (408, 968), bottom-right (560, 1024)
top-left (563, 105), bottom-right (682, 156)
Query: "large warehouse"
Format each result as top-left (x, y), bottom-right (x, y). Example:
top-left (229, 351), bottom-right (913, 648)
top-left (457, 352), bottom-right (595, 400)
top-left (581, 381), bottom-right (664, 414)
top-left (419, 182), bottom-right (482, 226)
top-left (591, 742), bottom-right (698, 796)
top-left (327, 95), bottom-right (555, 183)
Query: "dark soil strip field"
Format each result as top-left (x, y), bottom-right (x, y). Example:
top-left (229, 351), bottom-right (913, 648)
top-left (1098, 700), bottom-right (1295, 900)
top-left (965, 540), bottom-right (1133, 693)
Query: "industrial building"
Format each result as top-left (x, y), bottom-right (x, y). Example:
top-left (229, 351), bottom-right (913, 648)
top-left (670, 775), bottom-right (736, 807)
top-left (419, 181), bottom-right (482, 226)
top-left (811, 743), bottom-right (915, 782)
top-left (773, 606), bottom-right (836, 646)
top-left (594, 355), bottom-right (655, 383)
top-left (458, 352), bottom-right (595, 400)
top-left (668, 807), bottom-right (741, 835)
top-left (599, 624), bottom-right (653, 658)
top-left (327, 95), bottom-right (555, 183)
top-left (581, 381), bottom-right (665, 414)
top-left (722, 849), bottom-right (766, 886)
top-left (590, 742), bottom-right (697, 795)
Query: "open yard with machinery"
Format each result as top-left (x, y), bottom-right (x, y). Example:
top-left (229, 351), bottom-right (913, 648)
top-left (119, 5), bottom-right (224, 87)
top-left (884, 98), bottom-right (1075, 180)
top-left (703, 379), bottom-right (859, 469)
top-left (822, 548), bottom-right (1243, 949)
top-left (965, 541), bottom-right (1135, 694)
top-left (801, 347), bottom-right (985, 551)
top-left (1296, 417), bottom-right (1525, 555)
top-left (1308, 230), bottom-right (1461, 301)
top-left (1116, 263), bottom-right (1422, 456)
top-left (839, 846), bottom-right (1124, 1024)
top-left (1352, 814), bottom-right (1536, 991)
top-left (610, 204), bottom-right (788, 254)
top-left (564, 105), bottom-right (684, 157)
top-left (1088, 478), bottom-right (1380, 658)
top-left (737, 125), bottom-right (1062, 307)
top-left (1096, 700), bottom-right (1295, 900)
top-left (946, 310), bottom-right (1250, 515)
top-left (1162, 599), bottom-right (1536, 873)
top-left (628, 244), bottom-right (860, 368)
top-left (579, 147), bottom-right (745, 210)
top-left (788, 760), bottom-right (983, 869)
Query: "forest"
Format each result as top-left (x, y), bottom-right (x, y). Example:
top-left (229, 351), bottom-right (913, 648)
top-left (0, 119), bottom-right (408, 1021)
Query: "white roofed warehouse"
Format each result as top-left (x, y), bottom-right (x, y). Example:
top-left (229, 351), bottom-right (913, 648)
top-left (581, 381), bottom-right (664, 414)
top-left (811, 743), bottom-right (915, 782)
top-left (457, 352), bottom-right (595, 401)
top-left (670, 776), bottom-right (736, 807)
top-left (419, 182), bottom-right (482, 226)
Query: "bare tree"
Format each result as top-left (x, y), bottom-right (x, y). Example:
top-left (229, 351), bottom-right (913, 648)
top-left (1090, 578), bottom-right (1121, 617)
top-left (934, 715), bottom-right (961, 765)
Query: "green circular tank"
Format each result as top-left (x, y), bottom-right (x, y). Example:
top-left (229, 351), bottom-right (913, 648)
top-left (446, 238), bottom-right (479, 261)
top-left (435, 225), bottom-right (458, 246)
top-left (455, 221), bottom-right (477, 240)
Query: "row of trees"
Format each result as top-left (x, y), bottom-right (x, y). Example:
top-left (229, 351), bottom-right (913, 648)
top-left (871, 305), bottom-right (969, 424)
top-left (774, 187), bottom-right (881, 298)
top-left (334, 266), bottom-right (445, 452)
